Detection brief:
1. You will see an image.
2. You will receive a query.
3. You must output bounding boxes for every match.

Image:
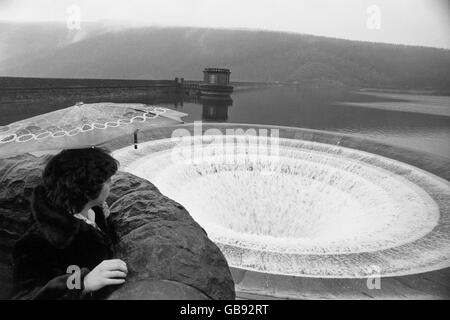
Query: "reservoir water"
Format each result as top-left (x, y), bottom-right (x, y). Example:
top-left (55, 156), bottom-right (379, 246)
top-left (1, 86), bottom-right (449, 158)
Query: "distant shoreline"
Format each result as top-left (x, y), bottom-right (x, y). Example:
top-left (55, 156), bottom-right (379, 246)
top-left (336, 90), bottom-right (450, 117)
top-left (359, 87), bottom-right (450, 96)
top-left (2, 76), bottom-right (448, 93)
top-left (0, 76), bottom-right (280, 106)
top-left (0, 76), bottom-right (277, 90)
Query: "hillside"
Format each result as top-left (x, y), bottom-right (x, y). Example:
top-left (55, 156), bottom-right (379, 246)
top-left (0, 22), bottom-right (449, 90)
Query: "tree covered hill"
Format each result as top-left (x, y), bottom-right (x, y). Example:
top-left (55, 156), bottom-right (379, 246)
top-left (1, 22), bottom-right (449, 90)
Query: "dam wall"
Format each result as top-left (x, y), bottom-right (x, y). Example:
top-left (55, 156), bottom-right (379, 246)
top-left (0, 77), bottom-right (281, 104)
top-left (0, 77), bottom-right (180, 104)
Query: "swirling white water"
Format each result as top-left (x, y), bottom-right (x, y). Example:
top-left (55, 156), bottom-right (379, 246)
top-left (113, 134), bottom-right (450, 278)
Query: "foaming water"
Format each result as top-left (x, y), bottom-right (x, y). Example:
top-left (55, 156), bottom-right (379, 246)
top-left (113, 135), bottom-right (450, 277)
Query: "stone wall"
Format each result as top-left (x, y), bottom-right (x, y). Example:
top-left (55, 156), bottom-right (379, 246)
top-left (0, 84), bottom-right (178, 104)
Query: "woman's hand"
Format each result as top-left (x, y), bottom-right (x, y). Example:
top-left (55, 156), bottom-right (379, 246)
top-left (83, 259), bottom-right (127, 293)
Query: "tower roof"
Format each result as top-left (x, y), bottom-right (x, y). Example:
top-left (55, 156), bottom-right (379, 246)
top-left (203, 68), bottom-right (231, 74)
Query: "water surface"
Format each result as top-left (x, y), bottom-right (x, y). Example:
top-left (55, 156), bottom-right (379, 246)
top-left (1, 86), bottom-right (449, 157)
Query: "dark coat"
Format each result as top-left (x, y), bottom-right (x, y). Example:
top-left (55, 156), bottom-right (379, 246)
top-left (11, 185), bottom-right (119, 300)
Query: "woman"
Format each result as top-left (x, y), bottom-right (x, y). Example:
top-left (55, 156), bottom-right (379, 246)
top-left (11, 147), bottom-right (127, 299)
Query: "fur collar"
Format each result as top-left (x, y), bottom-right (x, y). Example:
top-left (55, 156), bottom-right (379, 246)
top-left (30, 185), bottom-right (103, 249)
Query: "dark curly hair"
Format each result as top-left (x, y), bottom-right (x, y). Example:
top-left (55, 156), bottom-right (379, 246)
top-left (42, 147), bottom-right (119, 214)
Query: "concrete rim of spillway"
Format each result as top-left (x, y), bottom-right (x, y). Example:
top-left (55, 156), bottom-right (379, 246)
top-left (104, 123), bottom-right (450, 279)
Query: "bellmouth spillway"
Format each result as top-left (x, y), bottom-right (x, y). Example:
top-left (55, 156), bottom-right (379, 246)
top-left (112, 132), bottom-right (450, 278)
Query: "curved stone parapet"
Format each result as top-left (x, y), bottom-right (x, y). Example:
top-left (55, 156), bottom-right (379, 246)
top-left (106, 170), bottom-right (235, 299)
top-left (107, 279), bottom-right (210, 300)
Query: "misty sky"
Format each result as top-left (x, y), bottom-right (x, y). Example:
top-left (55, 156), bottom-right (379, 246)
top-left (1, 0), bottom-right (449, 49)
